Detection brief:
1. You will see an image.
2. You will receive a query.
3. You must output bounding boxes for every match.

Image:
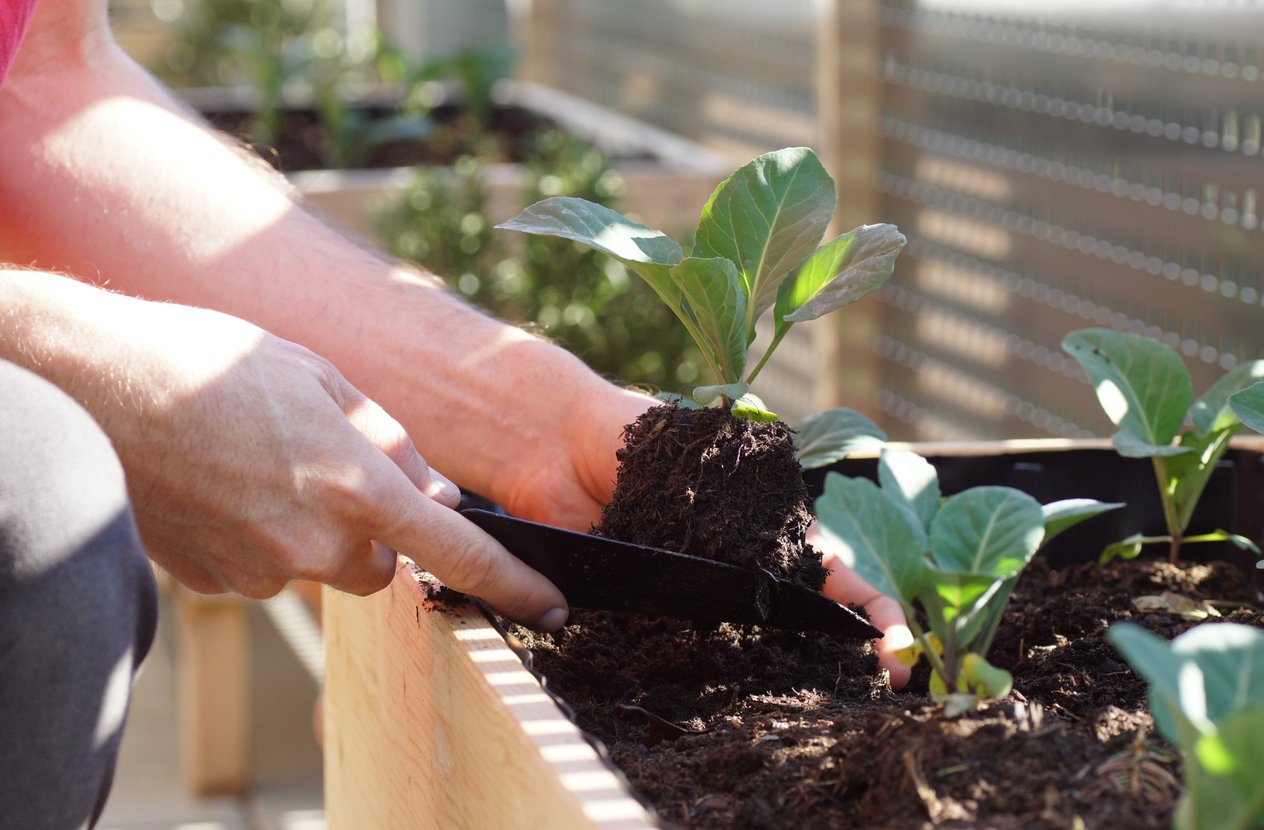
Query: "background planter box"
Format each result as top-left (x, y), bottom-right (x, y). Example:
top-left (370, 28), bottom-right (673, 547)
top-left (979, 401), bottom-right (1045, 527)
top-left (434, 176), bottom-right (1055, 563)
top-left (264, 81), bottom-right (733, 240)
top-left (323, 436), bottom-right (1264, 827)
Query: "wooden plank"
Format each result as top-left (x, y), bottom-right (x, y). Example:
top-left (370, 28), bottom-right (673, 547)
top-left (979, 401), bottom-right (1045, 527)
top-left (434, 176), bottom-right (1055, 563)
top-left (815, 0), bottom-right (889, 416)
top-left (175, 589), bottom-right (251, 796)
top-left (323, 559), bottom-right (655, 830)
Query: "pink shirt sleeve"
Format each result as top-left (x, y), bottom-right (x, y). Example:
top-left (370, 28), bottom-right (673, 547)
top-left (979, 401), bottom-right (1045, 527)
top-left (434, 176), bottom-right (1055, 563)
top-left (0, 0), bottom-right (39, 87)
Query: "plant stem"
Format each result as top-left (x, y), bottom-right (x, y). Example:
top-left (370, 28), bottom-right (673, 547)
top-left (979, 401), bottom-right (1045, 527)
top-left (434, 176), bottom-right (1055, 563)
top-left (905, 616), bottom-right (954, 694)
top-left (1152, 457), bottom-right (1183, 563)
top-left (744, 325), bottom-right (789, 386)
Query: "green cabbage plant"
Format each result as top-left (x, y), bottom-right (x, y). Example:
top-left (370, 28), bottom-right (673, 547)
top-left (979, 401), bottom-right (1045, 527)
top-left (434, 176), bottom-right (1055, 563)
top-left (1109, 622), bottom-right (1264, 830)
top-left (1062, 329), bottom-right (1264, 563)
top-left (815, 448), bottom-right (1120, 715)
top-left (497, 146), bottom-right (906, 421)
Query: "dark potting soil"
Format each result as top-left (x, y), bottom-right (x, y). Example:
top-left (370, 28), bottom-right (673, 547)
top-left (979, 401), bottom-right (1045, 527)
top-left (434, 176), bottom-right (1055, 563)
top-left (512, 557), bottom-right (1264, 830)
top-left (593, 404), bottom-right (827, 591)
top-left (496, 406), bottom-right (1264, 827)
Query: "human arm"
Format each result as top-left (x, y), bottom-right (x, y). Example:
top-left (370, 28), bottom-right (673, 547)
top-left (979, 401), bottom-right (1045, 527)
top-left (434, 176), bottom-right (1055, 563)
top-left (0, 268), bottom-right (571, 626)
top-left (0, 0), bottom-right (652, 533)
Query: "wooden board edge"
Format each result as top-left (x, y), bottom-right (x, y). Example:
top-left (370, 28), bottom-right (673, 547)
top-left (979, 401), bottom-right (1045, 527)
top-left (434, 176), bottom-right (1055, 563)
top-left (324, 558), bottom-right (656, 830)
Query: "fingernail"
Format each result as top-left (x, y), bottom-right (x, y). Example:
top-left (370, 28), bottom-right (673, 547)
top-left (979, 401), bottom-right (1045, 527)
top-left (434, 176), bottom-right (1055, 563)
top-left (536, 606), bottom-right (569, 632)
top-left (426, 471), bottom-right (461, 506)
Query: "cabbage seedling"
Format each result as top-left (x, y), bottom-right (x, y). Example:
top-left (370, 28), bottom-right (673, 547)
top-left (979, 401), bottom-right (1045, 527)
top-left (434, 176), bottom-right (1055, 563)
top-left (497, 147), bottom-right (906, 420)
top-left (1109, 622), bottom-right (1264, 830)
top-left (815, 448), bottom-right (1120, 715)
top-left (1063, 328), bottom-right (1264, 564)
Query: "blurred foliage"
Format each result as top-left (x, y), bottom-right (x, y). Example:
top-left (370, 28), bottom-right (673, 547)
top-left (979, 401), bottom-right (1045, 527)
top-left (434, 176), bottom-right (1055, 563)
top-left (150, 0), bottom-right (513, 168)
top-left (377, 130), bottom-right (703, 390)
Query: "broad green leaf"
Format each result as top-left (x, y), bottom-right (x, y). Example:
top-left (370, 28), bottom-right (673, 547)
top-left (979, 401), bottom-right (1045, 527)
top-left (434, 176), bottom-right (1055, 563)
top-left (927, 570), bottom-right (1000, 621)
top-left (1230, 382), bottom-right (1264, 434)
top-left (1182, 708), bottom-right (1264, 830)
top-left (692, 147), bottom-right (835, 336)
top-left (776, 224), bottom-right (906, 331)
top-left (1169, 427), bottom-right (1236, 531)
top-left (1108, 622), bottom-right (1197, 741)
top-left (497, 196), bottom-right (684, 307)
top-left (961, 653), bottom-right (1013, 700)
top-left (1192, 361), bottom-right (1264, 433)
top-left (1041, 499), bottom-right (1124, 545)
top-left (879, 448), bottom-right (941, 533)
top-left (692, 382), bottom-right (749, 406)
top-left (1215, 530), bottom-right (1261, 554)
top-left (1204, 708), bottom-right (1264, 798)
top-left (792, 408), bottom-right (887, 469)
top-left (929, 486), bottom-right (1045, 578)
top-left (670, 257), bottom-right (748, 384)
top-left (815, 473), bottom-right (928, 602)
top-left (731, 393), bottom-right (779, 423)
top-left (1110, 622), bottom-right (1264, 739)
top-left (1062, 329), bottom-right (1193, 449)
top-left (1112, 431), bottom-right (1191, 459)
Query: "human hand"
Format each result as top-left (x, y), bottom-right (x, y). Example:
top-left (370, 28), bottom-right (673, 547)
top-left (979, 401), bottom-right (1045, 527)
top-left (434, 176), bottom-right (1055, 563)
top-left (13, 277), bottom-right (568, 628)
top-left (491, 378), bottom-right (655, 533)
top-left (807, 522), bottom-right (914, 689)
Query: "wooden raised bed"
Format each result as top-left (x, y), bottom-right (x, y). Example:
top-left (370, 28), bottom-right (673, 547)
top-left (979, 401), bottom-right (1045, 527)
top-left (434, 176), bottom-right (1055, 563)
top-left (267, 80), bottom-right (733, 239)
top-left (323, 436), bottom-right (1264, 828)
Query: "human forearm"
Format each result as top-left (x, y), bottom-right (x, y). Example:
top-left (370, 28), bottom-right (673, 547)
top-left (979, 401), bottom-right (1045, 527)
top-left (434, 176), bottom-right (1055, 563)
top-left (0, 269), bottom-right (570, 624)
top-left (0, 2), bottom-right (650, 521)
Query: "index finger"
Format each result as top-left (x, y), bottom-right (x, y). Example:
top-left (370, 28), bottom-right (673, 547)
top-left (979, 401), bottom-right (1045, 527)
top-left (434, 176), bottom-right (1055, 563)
top-left (373, 487), bottom-right (570, 631)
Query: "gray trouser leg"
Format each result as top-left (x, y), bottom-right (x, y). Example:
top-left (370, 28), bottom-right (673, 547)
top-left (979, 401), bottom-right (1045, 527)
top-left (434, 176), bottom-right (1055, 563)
top-left (0, 360), bottom-right (158, 829)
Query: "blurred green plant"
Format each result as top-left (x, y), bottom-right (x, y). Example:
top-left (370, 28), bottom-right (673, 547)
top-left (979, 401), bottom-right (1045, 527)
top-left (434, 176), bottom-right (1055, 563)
top-left (151, 0), bottom-right (514, 169)
top-left (376, 130), bottom-right (703, 389)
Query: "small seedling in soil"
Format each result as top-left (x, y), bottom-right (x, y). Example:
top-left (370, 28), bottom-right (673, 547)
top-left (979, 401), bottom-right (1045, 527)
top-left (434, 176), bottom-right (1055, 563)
top-left (1109, 621), bottom-right (1264, 830)
top-left (1062, 328), bottom-right (1264, 564)
top-left (815, 447), bottom-right (1120, 715)
top-left (497, 148), bottom-right (902, 590)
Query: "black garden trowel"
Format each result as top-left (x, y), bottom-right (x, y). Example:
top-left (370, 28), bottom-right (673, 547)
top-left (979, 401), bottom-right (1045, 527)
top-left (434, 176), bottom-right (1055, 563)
top-left (462, 508), bottom-right (882, 639)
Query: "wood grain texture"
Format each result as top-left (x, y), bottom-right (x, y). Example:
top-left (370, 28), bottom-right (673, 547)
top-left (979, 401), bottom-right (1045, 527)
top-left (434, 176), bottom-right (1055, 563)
top-left (175, 589), bottom-right (251, 796)
top-left (324, 559), bottom-right (655, 830)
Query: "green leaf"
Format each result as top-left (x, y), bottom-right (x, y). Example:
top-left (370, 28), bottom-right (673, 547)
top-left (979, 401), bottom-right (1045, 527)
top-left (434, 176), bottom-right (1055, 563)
top-left (1110, 622), bottom-right (1264, 739)
top-left (1062, 329), bottom-right (1193, 450)
top-left (929, 486), bottom-right (1045, 578)
top-left (692, 147), bottom-right (835, 337)
top-left (731, 393), bottom-right (779, 423)
top-left (1230, 382), bottom-right (1264, 435)
top-left (1112, 431), bottom-right (1192, 459)
top-left (879, 448), bottom-right (941, 534)
top-left (815, 473), bottom-right (928, 602)
top-left (961, 653), bottom-right (1014, 700)
top-left (1169, 427), bottom-right (1237, 532)
top-left (670, 257), bottom-right (748, 385)
top-left (497, 196), bottom-right (684, 307)
top-left (1192, 361), bottom-right (1264, 434)
top-left (1100, 533), bottom-right (1146, 564)
top-left (776, 224), bottom-right (906, 332)
top-left (928, 570), bottom-right (1001, 621)
top-left (1041, 499), bottom-right (1124, 545)
top-left (692, 383), bottom-right (750, 406)
top-left (792, 408), bottom-right (887, 469)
